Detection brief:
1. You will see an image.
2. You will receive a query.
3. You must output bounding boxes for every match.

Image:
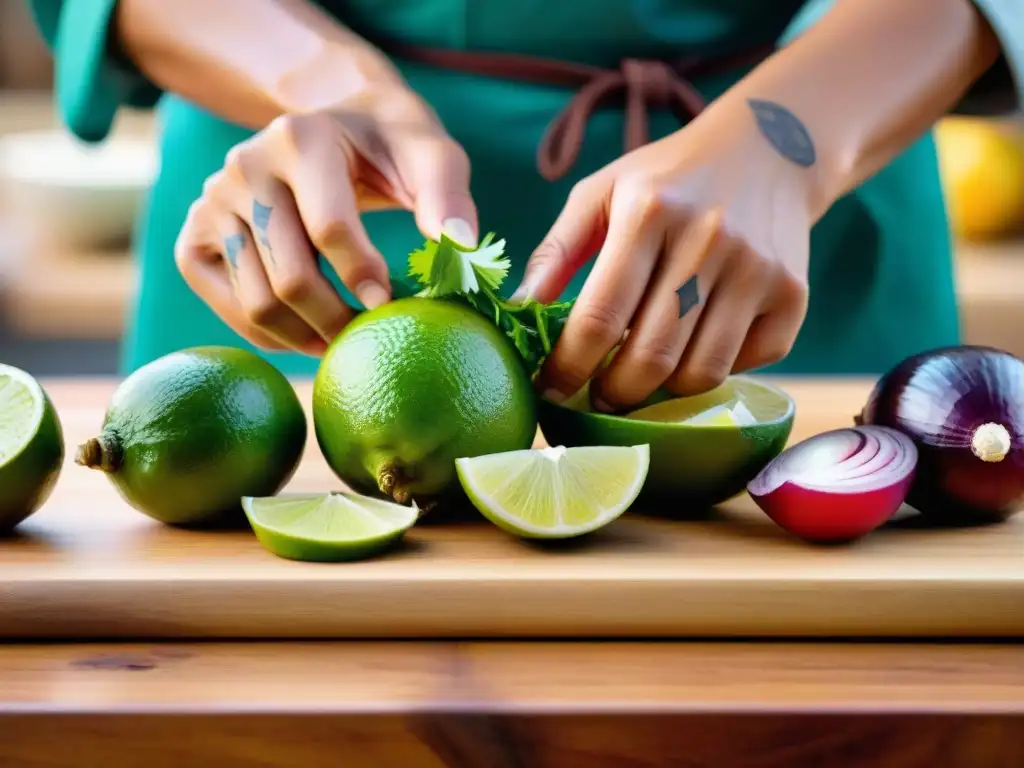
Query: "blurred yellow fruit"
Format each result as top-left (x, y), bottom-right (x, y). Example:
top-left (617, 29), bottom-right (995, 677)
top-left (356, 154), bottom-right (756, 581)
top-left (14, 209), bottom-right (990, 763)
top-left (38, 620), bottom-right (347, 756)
top-left (935, 117), bottom-right (1024, 241)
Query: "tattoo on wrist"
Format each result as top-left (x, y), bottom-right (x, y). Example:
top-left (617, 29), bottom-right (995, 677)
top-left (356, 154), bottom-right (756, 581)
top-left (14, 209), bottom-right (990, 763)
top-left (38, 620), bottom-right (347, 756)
top-left (252, 200), bottom-right (275, 262)
top-left (676, 275), bottom-right (700, 319)
top-left (747, 99), bottom-right (816, 168)
top-left (223, 233), bottom-right (245, 270)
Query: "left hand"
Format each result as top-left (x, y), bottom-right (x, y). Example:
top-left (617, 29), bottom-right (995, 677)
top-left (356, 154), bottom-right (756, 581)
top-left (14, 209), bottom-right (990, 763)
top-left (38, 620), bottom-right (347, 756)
top-left (515, 108), bottom-right (815, 412)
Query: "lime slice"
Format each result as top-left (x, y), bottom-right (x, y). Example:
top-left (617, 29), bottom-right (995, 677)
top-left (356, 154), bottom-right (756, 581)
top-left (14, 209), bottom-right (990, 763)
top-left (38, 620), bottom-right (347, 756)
top-left (0, 364), bottom-right (63, 532)
top-left (242, 492), bottom-right (419, 562)
top-left (455, 444), bottom-right (650, 539)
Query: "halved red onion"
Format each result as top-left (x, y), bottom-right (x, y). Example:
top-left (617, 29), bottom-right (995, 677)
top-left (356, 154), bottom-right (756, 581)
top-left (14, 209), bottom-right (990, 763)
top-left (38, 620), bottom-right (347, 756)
top-left (747, 425), bottom-right (918, 543)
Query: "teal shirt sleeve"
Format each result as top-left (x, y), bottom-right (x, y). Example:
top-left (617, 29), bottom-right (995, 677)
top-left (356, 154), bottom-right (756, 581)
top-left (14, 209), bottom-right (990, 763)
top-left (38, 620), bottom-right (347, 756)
top-left (779, 0), bottom-right (1024, 116)
top-left (26, 0), bottom-right (162, 143)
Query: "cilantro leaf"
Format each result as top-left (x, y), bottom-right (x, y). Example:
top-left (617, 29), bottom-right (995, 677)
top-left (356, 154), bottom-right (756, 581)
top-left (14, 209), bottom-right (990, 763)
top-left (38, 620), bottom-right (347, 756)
top-left (407, 232), bottom-right (509, 298)
top-left (404, 231), bottom-right (575, 374)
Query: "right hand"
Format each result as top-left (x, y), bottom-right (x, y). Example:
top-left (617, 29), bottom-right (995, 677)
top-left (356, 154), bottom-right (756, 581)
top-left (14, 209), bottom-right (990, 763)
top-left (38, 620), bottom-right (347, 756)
top-left (175, 85), bottom-right (477, 355)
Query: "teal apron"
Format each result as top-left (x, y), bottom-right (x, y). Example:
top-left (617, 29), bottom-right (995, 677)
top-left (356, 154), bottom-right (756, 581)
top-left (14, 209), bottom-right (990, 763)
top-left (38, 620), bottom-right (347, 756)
top-left (33, 0), bottom-right (974, 377)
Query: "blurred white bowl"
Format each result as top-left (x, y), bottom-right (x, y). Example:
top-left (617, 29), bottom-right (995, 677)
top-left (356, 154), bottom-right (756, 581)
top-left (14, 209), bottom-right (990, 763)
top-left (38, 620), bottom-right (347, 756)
top-left (0, 129), bottom-right (158, 250)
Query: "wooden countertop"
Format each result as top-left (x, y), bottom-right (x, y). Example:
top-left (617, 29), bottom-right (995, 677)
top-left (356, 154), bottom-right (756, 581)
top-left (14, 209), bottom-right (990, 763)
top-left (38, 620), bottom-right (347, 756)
top-left (2, 639), bottom-right (1023, 766)
top-left (2, 377), bottom-right (1023, 641)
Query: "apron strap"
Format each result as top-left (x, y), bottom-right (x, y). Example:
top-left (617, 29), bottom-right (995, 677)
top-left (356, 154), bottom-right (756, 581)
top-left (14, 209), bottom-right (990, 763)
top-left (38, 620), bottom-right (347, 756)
top-left (381, 42), bottom-right (776, 180)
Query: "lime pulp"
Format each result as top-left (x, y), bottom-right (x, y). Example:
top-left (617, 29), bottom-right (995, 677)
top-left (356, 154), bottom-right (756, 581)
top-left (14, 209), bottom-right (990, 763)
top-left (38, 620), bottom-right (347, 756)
top-left (242, 492), bottom-right (419, 562)
top-left (0, 363), bottom-right (63, 532)
top-left (455, 444), bottom-right (650, 539)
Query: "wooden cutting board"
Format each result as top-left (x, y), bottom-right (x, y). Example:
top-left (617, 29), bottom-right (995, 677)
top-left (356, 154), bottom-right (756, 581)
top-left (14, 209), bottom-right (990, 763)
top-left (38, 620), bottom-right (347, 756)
top-left (1, 378), bottom-right (1022, 640)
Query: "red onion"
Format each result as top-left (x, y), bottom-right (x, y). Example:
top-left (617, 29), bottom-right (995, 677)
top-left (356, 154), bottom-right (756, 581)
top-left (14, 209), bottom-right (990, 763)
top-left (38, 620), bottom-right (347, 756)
top-left (858, 345), bottom-right (1024, 525)
top-left (747, 426), bottom-right (918, 544)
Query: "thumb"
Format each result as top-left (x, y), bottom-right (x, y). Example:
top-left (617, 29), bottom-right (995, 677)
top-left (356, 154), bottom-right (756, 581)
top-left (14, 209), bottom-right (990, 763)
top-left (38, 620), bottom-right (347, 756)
top-left (405, 138), bottom-right (479, 247)
top-left (511, 180), bottom-right (609, 304)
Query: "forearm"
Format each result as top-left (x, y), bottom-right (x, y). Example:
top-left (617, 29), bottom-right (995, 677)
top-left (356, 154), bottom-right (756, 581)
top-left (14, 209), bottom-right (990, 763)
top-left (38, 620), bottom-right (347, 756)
top-left (114, 0), bottom-right (404, 128)
top-left (709, 0), bottom-right (1001, 219)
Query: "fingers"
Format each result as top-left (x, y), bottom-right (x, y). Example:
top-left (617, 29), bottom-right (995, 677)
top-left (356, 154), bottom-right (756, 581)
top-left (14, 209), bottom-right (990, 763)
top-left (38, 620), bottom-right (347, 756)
top-left (731, 271), bottom-right (808, 373)
top-left (397, 134), bottom-right (479, 247)
top-left (592, 212), bottom-right (725, 410)
top-left (264, 115), bottom-right (392, 311)
top-left (664, 260), bottom-right (763, 397)
top-left (588, 211), bottom-right (808, 410)
top-left (669, 263), bottom-right (806, 395)
top-left (512, 179), bottom-right (609, 304)
top-left (242, 179), bottom-right (355, 342)
top-left (176, 173), bottom-right (339, 356)
top-left (536, 182), bottom-right (664, 402)
top-left (174, 209), bottom-right (290, 353)
top-left (178, 104), bottom-right (484, 355)
top-left (221, 214), bottom-right (329, 356)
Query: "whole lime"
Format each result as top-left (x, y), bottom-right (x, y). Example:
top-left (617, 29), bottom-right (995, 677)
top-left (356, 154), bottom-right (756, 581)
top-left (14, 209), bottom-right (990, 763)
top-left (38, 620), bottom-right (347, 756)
top-left (0, 363), bottom-right (64, 533)
top-left (312, 297), bottom-right (537, 504)
top-left (76, 347), bottom-right (307, 526)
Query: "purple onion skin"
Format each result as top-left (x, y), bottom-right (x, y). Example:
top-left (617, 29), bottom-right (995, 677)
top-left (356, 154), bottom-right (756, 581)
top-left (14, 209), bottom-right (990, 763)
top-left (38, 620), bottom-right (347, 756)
top-left (858, 345), bottom-right (1024, 525)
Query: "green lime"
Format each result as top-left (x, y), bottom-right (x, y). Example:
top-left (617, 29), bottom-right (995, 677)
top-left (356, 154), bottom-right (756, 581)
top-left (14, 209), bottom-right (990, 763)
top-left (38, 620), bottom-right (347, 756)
top-left (455, 444), bottom-right (649, 539)
top-left (0, 364), bottom-right (63, 532)
top-left (313, 297), bottom-right (537, 505)
top-left (537, 376), bottom-right (794, 510)
top-left (242, 492), bottom-right (419, 562)
top-left (76, 347), bottom-right (307, 527)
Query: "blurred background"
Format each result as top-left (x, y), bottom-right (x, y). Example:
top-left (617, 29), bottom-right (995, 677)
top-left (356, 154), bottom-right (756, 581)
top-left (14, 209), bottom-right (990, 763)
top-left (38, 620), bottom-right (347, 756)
top-left (1, 0), bottom-right (1022, 377)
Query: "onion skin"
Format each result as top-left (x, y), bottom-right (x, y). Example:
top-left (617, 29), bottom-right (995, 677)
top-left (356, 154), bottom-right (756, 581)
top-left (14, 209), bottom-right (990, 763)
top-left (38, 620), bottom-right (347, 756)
top-left (858, 345), bottom-right (1024, 525)
top-left (754, 479), bottom-right (912, 544)
top-left (748, 427), bottom-right (917, 544)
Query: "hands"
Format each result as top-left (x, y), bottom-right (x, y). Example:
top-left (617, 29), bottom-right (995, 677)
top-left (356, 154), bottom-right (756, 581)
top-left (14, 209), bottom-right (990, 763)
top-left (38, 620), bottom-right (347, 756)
top-left (517, 100), bottom-right (817, 411)
top-left (175, 84), bottom-right (477, 355)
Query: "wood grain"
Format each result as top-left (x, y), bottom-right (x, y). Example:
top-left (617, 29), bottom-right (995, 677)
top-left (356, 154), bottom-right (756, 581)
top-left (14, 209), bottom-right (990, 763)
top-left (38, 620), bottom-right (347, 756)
top-left (1, 378), bottom-right (1023, 640)
top-left (2, 641), bottom-right (1024, 767)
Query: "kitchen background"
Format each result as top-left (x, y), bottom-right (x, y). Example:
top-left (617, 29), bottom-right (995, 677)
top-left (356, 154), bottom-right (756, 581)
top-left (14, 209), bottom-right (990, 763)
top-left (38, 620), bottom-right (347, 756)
top-left (1, 0), bottom-right (1022, 376)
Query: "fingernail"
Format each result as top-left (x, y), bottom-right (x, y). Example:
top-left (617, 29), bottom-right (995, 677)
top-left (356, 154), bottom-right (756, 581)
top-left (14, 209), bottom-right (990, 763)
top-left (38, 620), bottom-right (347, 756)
top-left (592, 397), bottom-right (613, 413)
top-left (302, 339), bottom-right (329, 358)
top-left (442, 217), bottom-right (478, 248)
top-left (511, 273), bottom-right (542, 303)
top-left (543, 388), bottom-right (566, 404)
top-left (355, 281), bottom-right (389, 310)
top-left (509, 285), bottom-right (532, 304)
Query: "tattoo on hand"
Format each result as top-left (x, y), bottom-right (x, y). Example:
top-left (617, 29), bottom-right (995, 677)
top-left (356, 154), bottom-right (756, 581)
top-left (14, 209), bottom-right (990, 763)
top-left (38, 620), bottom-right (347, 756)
top-left (747, 99), bottom-right (816, 168)
top-left (252, 199), bottom-right (274, 261)
top-left (223, 233), bottom-right (245, 270)
top-left (676, 275), bottom-right (700, 319)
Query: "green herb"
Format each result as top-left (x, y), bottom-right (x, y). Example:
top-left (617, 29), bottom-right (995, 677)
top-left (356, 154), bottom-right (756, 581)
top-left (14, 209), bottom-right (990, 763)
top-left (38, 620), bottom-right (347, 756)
top-left (405, 232), bottom-right (574, 373)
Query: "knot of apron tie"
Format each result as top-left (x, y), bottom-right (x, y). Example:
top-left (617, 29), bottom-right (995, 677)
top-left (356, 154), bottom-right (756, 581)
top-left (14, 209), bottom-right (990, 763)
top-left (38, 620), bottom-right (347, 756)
top-left (539, 57), bottom-right (707, 181)
top-left (378, 42), bottom-right (775, 181)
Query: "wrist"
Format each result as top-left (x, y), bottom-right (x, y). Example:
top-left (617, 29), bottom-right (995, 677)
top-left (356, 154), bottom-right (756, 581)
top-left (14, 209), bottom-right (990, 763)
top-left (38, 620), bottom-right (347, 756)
top-left (270, 38), bottom-right (407, 115)
top-left (693, 93), bottom-right (841, 222)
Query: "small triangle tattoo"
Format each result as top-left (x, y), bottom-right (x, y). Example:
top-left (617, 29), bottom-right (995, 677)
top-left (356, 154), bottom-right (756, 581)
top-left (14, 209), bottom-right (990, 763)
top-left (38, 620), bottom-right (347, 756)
top-left (676, 275), bottom-right (700, 319)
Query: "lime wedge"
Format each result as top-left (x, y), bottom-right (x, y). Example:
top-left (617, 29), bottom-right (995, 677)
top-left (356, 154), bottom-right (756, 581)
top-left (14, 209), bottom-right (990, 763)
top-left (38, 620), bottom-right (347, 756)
top-left (0, 364), bottom-right (63, 532)
top-left (242, 492), bottom-right (419, 562)
top-left (455, 444), bottom-right (650, 539)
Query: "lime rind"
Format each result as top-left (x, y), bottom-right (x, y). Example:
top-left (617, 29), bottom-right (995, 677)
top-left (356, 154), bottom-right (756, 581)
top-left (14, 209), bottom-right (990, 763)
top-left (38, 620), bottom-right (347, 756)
top-left (455, 444), bottom-right (650, 539)
top-left (0, 364), bottom-right (46, 468)
top-left (242, 492), bottom-right (419, 562)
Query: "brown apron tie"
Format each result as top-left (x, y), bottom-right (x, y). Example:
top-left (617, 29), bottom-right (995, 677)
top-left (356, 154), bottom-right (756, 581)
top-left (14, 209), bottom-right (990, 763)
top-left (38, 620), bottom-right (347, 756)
top-left (381, 42), bottom-right (775, 180)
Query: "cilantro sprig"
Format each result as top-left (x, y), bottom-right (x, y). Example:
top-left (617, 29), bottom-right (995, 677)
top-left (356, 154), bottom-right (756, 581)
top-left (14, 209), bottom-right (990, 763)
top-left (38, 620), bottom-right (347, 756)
top-left (403, 232), bottom-right (574, 374)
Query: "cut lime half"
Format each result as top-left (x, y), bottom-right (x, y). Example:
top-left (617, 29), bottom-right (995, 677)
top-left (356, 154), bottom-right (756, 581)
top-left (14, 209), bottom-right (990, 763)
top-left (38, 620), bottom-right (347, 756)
top-left (0, 363), bottom-right (63, 532)
top-left (455, 444), bottom-right (649, 539)
top-left (242, 492), bottom-right (419, 562)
